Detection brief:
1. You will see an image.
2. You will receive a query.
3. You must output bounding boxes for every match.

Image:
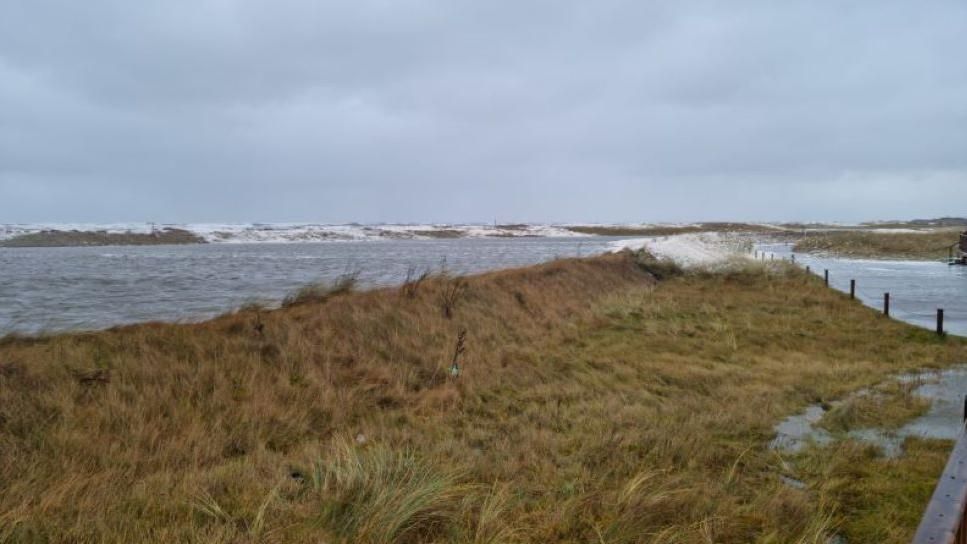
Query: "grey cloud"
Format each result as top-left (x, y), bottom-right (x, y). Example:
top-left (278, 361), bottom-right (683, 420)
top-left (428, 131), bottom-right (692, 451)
top-left (2, 1), bottom-right (967, 223)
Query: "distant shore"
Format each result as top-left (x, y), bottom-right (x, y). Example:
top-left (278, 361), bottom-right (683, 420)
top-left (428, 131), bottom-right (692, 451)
top-left (0, 228), bottom-right (206, 248)
top-left (792, 228), bottom-right (963, 261)
top-left (1, 219), bottom-right (964, 248)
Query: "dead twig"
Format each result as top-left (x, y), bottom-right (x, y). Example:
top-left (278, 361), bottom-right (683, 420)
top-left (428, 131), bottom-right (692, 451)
top-left (440, 278), bottom-right (467, 319)
top-left (72, 368), bottom-right (111, 385)
top-left (449, 329), bottom-right (467, 378)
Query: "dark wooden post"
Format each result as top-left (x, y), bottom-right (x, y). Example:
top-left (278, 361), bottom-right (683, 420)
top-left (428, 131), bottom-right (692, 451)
top-left (824, 269), bottom-right (829, 286)
top-left (850, 279), bottom-right (856, 300)
top-left (938, 309), bottom-right (945, 336)
top-left (884, 293), bottom-right (890, 316)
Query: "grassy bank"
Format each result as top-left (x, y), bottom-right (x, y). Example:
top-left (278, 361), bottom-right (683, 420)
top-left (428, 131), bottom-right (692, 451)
top-left (1, 252), bottom-right (964, 543)
top-left (793, 229), bottom-right (962, 260)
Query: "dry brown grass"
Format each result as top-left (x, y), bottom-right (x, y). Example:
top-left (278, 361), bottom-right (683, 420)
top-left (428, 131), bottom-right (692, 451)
top-left (794, 229), bottom-right (963, 260)
top-left (0, 252), bottom-right (964, 543)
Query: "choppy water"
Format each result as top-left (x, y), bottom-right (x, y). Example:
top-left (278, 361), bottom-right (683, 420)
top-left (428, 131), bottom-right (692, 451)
top-left (759, 242), bottom-right (967, 336)
top-left (0, 238), bottom-right (614, 335)
top-left (5, 237), bottom-right (967, 337)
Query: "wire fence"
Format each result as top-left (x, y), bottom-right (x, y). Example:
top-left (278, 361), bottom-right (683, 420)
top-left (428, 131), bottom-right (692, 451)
top-left (752, 245), bottom-right (967, 335)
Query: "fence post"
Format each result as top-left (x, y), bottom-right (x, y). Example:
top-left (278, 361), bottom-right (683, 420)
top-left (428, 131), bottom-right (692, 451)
top-left (938, 309), bottom-right (945, 336)
top-left (806, 265), bottom-right (811, 274)
top-left (884, 293), bottom-right (890, 316)
top-left (824, 269), bottom-right (829, 287)
top-left (850, 279), bottom-right (856, 300)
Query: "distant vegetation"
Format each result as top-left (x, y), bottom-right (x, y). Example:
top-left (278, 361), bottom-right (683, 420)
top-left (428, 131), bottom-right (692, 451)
top-left (411, 229), bottom-right (464, 239)
top-left (899, 217), bottom-right (967, 228)
top-left (1, 251), bottom-right (963, 542)
top-left (566, 222), bottom-right (781, 237)
top-left (0, 228), bottom-right (205, 247)
top-left (794, 229), bottom-right (962, 260)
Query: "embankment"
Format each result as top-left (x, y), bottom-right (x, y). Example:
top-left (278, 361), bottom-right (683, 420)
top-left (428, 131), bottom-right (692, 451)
top-left (0, 251), bottom-right (964, 543)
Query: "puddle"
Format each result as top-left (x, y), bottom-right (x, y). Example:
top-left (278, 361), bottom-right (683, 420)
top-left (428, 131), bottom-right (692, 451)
top-left (896, 367), bottom-right (967, 441)
top-left (772, 365), bottom-right (967, 458)
top-left (779, 474), bottom-right (808, 490)
top-left (769, 405), bottom-right (833, 452)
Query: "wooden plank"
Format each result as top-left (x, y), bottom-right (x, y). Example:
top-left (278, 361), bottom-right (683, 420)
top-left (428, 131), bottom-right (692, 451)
top-left (913, 424), bottom-right (967, 543)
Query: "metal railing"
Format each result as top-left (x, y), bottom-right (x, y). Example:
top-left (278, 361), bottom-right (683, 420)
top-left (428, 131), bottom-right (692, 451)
top-left (912, 397), bottom-right (967, 544)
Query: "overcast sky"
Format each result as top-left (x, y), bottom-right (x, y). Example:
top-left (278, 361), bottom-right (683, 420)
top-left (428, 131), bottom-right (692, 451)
top-left (2, 1), bottom-right (966, 224)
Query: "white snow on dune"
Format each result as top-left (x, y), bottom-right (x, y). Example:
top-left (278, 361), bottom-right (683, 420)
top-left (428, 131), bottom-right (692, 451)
top-left (609, 232), bottom-right (750, 267)
top-left (0, 222), bottom-right (589, 243)
top-left (190, 223), bottom-right (587, 243)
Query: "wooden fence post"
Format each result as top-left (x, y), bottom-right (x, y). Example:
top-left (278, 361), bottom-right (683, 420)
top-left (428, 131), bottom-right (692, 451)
top-left (824, 269), bottom-right (829, 287)
top-left (850, 279), bottom-right (856, 300)
top-left (938, 309), bottom-right (945, 336)
top-left (884, 293), bottom-right (890, 316)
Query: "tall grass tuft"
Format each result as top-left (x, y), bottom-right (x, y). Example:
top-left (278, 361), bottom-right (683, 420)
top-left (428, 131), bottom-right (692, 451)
top-left (282, 272), bottom-right (359, 308)
top-left (311, 438), bottom-right (473, 543)
top-left (467, 483), bottom-right (519, 544)
top-left (439, 277), bottom-right (468, 319)
top-left (400, 266), bottom-right (431, 298)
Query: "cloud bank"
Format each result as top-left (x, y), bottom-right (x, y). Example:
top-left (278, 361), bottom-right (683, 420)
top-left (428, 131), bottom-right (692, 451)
top-left (2, 1), bottom-right (966, 223)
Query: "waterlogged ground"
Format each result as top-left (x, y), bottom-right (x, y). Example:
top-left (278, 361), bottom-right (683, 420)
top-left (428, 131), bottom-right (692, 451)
top-left (0, 238), bottom-right (616, 335)
top-left (773, 366), bottom-right (967, 458)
